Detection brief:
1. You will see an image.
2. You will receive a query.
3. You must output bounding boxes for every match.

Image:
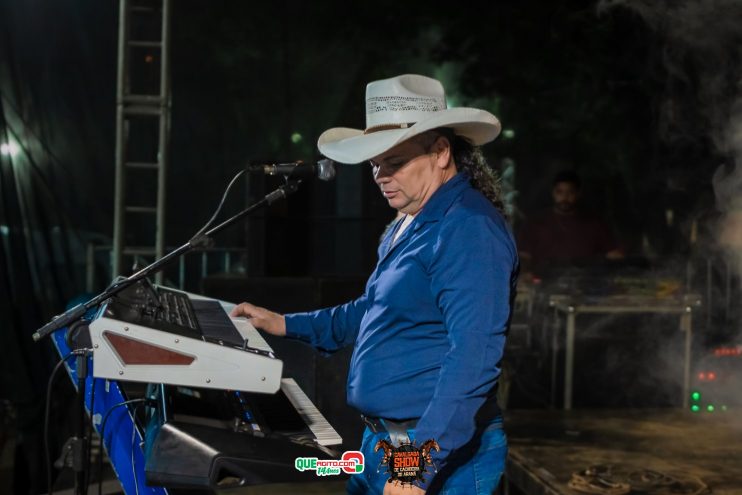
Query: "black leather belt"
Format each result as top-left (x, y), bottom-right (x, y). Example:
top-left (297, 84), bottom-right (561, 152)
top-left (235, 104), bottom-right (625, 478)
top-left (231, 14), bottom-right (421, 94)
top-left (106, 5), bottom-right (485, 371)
top-left (361, 415), bottom-right (418, 447)
top-left (360, 395), bottom-right (501, 447)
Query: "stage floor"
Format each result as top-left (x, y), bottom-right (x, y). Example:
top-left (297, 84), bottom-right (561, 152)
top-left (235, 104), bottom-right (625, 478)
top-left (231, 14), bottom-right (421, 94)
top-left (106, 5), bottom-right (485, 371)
top-left (505, 409), bottom-right (742, 495)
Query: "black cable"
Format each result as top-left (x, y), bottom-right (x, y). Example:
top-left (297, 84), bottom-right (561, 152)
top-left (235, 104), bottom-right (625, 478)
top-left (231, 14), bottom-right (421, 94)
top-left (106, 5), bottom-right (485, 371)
top-left (64, 319), bottom-right (91, 351)
top-left (97, 398), bottom-right (149, 495)
top-left (129, 402), bottom-right (146, 495)
top-left (62, 321), bottom-right (94, 494)
top-left (189, 169), bottom-right (245, 242)
top-left (45, 350), bottom-right (87, 495)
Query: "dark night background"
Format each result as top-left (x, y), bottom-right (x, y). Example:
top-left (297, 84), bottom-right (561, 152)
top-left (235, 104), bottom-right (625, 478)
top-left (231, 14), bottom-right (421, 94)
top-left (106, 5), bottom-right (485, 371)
top-left (1, 0), bottom-right (741, 493)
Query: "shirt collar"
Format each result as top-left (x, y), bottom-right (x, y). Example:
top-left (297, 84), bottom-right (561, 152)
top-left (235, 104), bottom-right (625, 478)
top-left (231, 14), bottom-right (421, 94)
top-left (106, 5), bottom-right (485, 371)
top-left (413, 172), bottom-right (471, 225)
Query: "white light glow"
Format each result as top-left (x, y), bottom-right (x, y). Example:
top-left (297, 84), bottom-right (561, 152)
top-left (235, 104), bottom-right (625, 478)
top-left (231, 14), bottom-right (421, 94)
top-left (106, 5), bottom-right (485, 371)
top-left (0, 142), bottom-right (20, 157)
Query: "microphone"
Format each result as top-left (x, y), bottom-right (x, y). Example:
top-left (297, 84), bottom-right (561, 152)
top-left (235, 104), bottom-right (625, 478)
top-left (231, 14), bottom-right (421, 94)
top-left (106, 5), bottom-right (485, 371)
top-left (249, 159), bottom-right (336, 181)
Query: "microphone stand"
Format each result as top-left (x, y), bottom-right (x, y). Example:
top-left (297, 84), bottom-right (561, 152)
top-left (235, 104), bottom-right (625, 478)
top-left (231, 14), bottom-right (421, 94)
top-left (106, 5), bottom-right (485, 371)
top-left (34, 180), bottom-right (300, 342)
top-left (33, 179), bottom-right (301, 495)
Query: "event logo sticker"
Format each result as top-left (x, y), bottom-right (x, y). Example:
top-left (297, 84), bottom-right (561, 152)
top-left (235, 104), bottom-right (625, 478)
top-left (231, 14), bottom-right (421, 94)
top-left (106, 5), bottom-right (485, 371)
top-left (295, 451), bottom-right (364, 476)
top-left (375, 439), bottom-right (440, 486)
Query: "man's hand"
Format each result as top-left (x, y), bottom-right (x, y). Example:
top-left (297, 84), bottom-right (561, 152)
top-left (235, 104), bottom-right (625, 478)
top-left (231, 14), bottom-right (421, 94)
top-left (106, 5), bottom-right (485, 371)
top-left (230, 302), bottom-right (286, 337)
top-left (383, 480), bottom-right (425, 495)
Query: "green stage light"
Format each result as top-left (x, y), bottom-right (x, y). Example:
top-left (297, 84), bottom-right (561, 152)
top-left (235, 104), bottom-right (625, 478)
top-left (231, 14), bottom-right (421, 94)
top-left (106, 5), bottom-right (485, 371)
top-left (691, 391), bottom-right (701, 401)
top-left (691, 405), bottom-right (700, 412)
top-left (707, 404), bottom-right (715, 412)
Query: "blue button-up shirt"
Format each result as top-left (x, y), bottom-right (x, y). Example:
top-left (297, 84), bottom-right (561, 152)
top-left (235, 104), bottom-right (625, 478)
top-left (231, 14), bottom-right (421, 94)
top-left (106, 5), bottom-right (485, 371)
top-left (285, 172), bottom-right (518, 480)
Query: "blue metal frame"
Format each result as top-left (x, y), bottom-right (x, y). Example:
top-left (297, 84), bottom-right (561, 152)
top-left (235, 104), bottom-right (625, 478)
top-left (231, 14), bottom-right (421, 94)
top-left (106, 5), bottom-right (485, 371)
top-left (52, 324), bottom-right (168, 495)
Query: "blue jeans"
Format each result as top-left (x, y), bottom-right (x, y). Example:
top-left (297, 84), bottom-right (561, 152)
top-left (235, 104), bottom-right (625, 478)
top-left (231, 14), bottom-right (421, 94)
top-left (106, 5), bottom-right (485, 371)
top-left (346, 419), bottom-right (507, 495)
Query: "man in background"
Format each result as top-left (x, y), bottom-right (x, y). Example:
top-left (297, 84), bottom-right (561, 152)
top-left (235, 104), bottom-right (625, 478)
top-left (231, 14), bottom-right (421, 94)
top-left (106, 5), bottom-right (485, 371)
top-left (518, 170), bottom-right (624, 277)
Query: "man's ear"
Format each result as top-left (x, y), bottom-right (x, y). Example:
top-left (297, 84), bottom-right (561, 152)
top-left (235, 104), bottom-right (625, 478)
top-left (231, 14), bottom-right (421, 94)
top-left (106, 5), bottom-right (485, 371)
top-left (433, 136), bottom-right (453, 169)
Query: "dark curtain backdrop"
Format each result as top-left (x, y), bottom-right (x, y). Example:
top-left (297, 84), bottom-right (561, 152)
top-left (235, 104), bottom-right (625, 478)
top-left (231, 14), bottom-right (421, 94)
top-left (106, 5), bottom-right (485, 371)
top-left (1, 1), bottom-right (739, 493)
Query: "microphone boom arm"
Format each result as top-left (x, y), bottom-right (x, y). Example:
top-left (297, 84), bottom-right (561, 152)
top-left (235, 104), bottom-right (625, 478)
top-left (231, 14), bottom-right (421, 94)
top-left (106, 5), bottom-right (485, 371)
top-left (32, 180), bottom-right (302, 342)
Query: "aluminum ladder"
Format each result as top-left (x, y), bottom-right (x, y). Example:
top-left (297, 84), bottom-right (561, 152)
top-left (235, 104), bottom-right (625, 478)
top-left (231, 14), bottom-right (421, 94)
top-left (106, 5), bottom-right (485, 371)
top-left (113, 0), bottom-right (172, 282)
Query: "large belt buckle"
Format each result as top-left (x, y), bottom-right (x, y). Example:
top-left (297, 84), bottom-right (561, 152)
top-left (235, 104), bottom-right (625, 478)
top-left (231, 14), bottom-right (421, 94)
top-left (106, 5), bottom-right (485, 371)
top-left (361, 414), bottom-right (380, 433)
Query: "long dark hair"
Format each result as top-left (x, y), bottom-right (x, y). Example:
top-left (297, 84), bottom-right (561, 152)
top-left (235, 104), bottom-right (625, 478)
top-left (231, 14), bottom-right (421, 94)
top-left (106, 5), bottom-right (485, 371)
top-left (416, 127), bottom-right (505, 214)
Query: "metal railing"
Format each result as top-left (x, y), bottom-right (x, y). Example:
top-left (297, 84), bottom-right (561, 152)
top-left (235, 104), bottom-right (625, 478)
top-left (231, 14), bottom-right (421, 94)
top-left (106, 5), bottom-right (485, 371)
top-left (86, 243), bottom-right (249, 292)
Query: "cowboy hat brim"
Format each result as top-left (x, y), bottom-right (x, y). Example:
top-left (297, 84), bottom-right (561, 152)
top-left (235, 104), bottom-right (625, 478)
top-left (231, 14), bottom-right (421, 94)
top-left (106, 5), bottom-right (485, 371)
top-left (317, 107), bottom-right (501, 164)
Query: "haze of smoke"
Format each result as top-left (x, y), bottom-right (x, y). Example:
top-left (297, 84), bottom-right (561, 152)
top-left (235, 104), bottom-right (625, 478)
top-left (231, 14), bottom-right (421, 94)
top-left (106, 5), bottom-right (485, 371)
top-left (596, 1), bottom-right (742, 275)
top-left (594, 1), bottom-right (742, 411)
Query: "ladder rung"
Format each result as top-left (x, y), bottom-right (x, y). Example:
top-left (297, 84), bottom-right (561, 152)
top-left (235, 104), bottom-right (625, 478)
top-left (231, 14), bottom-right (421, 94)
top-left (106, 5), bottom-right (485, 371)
top-left (125, 206), bottom-right (157, 214)
top-left (128, 40), bottom-right (162, 48)
top-left (126, 161), bottom-right (160, 170)
top-left (123, 95), bottom-right (164, 105)
top-left (123, 106), bottom-right (163, 116)
top-left (130, 5), bottom-right (159, 13)
top-left (123, 247), bottom-right (157, 256)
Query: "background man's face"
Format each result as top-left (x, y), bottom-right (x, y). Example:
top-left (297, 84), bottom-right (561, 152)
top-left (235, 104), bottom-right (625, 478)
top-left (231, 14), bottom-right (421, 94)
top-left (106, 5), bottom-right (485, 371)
top-left (552, 181), bottom-right (580, 213)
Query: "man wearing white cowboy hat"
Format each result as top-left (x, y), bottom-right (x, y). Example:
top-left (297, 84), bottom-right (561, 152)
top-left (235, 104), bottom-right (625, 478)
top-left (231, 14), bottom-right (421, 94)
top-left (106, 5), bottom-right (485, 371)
top-left (231, 74), bottom-right (518, 494)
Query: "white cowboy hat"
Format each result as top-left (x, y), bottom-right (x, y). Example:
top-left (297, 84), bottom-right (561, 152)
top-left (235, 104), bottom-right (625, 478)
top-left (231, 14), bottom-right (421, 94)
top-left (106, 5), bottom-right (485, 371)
top-left (317, 74), bottom-right (501, 164)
